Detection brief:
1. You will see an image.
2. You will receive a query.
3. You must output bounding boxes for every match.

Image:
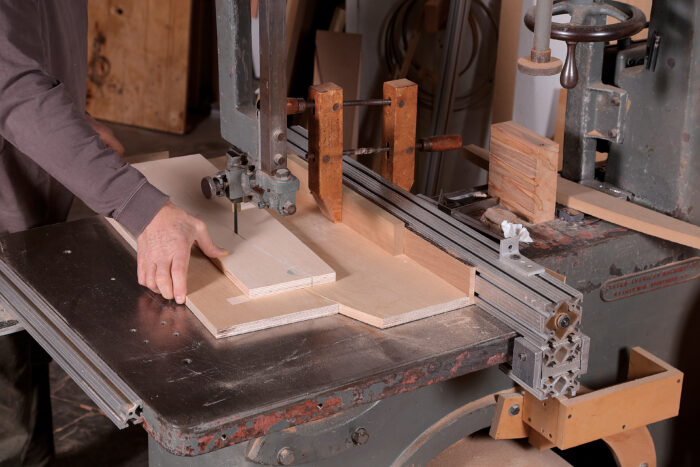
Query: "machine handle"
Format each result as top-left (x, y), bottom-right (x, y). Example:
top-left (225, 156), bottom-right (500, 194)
top-left (524, 0), bottom-right (647, 88)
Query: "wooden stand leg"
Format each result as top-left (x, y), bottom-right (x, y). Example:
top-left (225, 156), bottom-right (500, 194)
top-left (380, 79), bottom-right (418, 191)
top-left (308, 83), bottom-right (343, 223)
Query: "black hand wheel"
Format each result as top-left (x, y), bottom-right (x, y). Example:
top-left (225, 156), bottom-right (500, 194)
top-left (525, 0), bottom-right (647, 88)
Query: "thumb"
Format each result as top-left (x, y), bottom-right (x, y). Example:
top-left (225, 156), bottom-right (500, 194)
top-left (195, 227), bottom-right (228, 258)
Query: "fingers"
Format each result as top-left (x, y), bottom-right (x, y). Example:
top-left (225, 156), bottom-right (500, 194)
top-left (155, 261), bottom-right (174, 300)
top-left (171, 253), bottom-right (190, 304)
top-left (145, 262), bottom-right (159, 294)
top-left (195, 225), bottom-right (228, 258)
top-left (137, 252), bottom-right (146, 286)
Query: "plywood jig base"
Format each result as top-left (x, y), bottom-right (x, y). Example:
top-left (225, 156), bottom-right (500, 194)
top-left (277, 156), bottom-right (472, 329)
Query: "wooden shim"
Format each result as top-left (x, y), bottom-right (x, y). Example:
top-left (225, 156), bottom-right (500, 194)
top-left (523, 347), bottom-right (683, 450)
top-left (131, 155), bottom-right (336, 298)
top-left (380, 79), bottom-right (418, 191)
top-left (108, 220), bottom-right (337, 338)
top-left (403, 231), bottom-right (475, 296)
top-left (284, 155), bottom-right (471, 329)
top-left (308, 83), bottom-right (344, 223)
top-left (86, 0), bottom-right (193, 134)
top-left (489, 121), bottom-right (558, 224)
top-left (557, 177), bottom-right (700, 249)
top-left (313, 31), bottom-right (362, 149)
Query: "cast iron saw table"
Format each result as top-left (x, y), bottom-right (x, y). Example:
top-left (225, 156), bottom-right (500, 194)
top-left (0, 216), bottom-right (516, 465)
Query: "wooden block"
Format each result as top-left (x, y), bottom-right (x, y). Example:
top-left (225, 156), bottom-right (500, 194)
top-left (284, 155), bottom-right (472, 329)
top-left (557, 176), bottom-right (700, 249)
top-left (489, 121), bottom-right (558, 224)
top-left (380, 79), bottom-right (418, 191)
top-left (403, 231), bottom-right (475, 296)
top-left (86, 0), bottom-right (193, 134)
top-left (523, 347), bottom-right (683, 450)
top-left (131, 155), bottom-right (336, 298)
top-left (308, 83), bottom-right (344, 223)
top-left (109, 220), bottom-right (338, 338)
top-left (490, 393), bottom-right (529, 440)
top-left (313, 31), bottom-right (362, 149)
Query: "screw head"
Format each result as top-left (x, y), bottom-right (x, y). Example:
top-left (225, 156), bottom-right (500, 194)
top-left (611, 96), bottom-right (621, 106)
top-left (519, 353), bottom-right (527, 361)
top-left (609, 128), bottom-right (620, 138)
top-left (277, 447), bottom-right (295, 465)
top-left (352, 427), bottom-right (370, 446)
top-left (556, 314), bottom-right (572, 329)
top-left (274, 153), bottom-right (286, 165)
top-left (509, 403), bottom-right (521, 416)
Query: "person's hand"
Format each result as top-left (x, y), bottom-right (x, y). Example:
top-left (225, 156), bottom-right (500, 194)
top-left (136, 202), bottom-right (227, 304)
top-left (85, 113), bottom-right (126, 157)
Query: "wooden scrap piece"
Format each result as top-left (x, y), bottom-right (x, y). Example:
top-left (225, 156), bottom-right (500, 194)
top-left (308, 83), bottom-right (344, 223)
top-left (282, 155), bottom-right (472, 329)
top-left (109, 221), bottom-right (338, 339)
top-left (131, 155), bottom-right (336, 298)
top-left (489, 121), bottom-right (558, 224)
top-left (86, 0), bottom-right (193, 134)
top-left (557, 177), bottom-right (700, 249)
top-left (380, 79), bottom-right (419, 191)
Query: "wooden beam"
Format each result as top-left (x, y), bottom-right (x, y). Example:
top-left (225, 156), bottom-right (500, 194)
top-left (308, 83), bottom-right (344, 223)
top-left (380, 79), bottom-right (418, 191)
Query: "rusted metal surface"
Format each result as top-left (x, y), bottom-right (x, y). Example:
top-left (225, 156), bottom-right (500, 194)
top-left (142, 338), bottom-right (510, 456)
top-left (0, 217), bottom-right (515, 457)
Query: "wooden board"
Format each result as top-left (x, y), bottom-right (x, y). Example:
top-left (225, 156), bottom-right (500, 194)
top-left (281, 155), bottom-right (471, 328)
top-left (132, 155), bottom-right (336, 297)
top-left (313, 30), bottom-right (362, 149)
top-left (86, 0), bottom-right (193, 134)
top-left (557, 177), bottom-right (700, 249)
top-left (489, 121), bottom-right (558, 224)
top-left (109, 220), bottom-right (338, 338)
top-left (491, 0), bottom-right (524, 124)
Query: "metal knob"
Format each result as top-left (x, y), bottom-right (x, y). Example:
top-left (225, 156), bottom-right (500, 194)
top-left (201, 175), bottom-right (226, 199)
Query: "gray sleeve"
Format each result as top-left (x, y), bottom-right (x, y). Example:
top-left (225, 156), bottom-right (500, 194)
top-left (0, 2), bottom-right (168, 236)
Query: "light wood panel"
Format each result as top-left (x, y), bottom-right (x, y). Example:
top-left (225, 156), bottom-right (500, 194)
top-left (132, 155), bottom-right (336, 297)
top-left (86, 0), bottom-right (193, 134)
top-left (109, 220), bottom-right (337, 338)
top-left (557, 177), bottom-right (700, 249)
top-left (281, 156), bottom-right (471, 328)
top-left (489, 121), bottom-right (558, 224)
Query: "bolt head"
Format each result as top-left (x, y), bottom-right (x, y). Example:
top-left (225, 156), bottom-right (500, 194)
top-left (611, 96), bottom-right (621, 106)
top-left (556, 314), bottom-right (572, 329)
top-left (609, 128), bottom-right (620, 138)
top-left (277, 447), bottom-right (295, 465)
top-left (274, 153), bottom-right (286, 165)
top-left (352, 427), bottom-right (370, 446)
top-left (509, 403), bottom-right (521, 416)
top-left (282, 201), bottom-right (297, 216)
top-left (275, 168), bottom-right (291, 180)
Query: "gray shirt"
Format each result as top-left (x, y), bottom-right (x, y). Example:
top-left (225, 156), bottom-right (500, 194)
top-left (0, 1), bottom-right (169, 236)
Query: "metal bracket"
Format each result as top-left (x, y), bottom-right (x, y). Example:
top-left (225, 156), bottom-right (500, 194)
top-left (584, 84), bottom-right (629, 144)
top-left (499, 237), bottom-right (545, 277)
